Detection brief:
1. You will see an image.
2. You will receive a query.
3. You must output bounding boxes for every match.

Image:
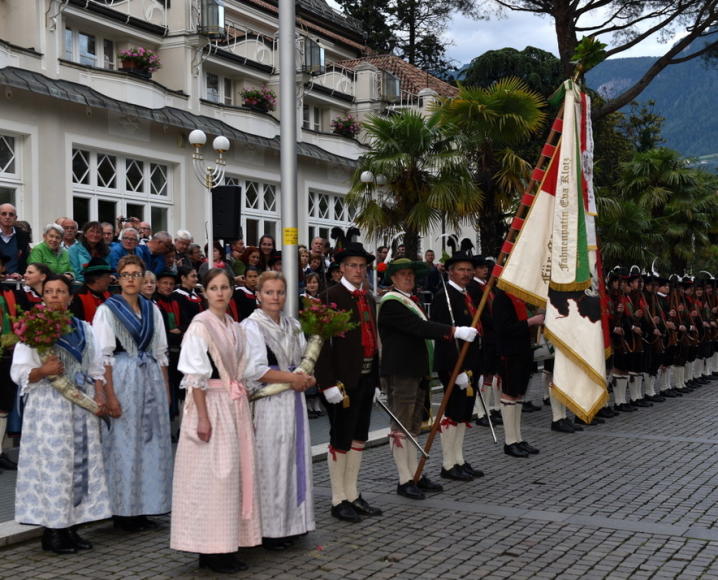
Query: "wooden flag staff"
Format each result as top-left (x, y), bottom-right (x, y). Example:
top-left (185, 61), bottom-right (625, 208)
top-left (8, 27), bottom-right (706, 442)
top-left (412, 102), bottom-right (567, 484)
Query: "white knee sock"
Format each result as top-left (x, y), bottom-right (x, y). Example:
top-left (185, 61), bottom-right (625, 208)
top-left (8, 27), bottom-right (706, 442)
top-left (391, 434), bottom-right (412, 485)
top-left (628, 374), bottom-right (642, 401)
top-left (0, 413), bottom-right (7, 452)
top-left (676, 366), bottom-right (686, 389)
top-left (644, 373), bottom-right (656, 397)
top-left (500, 400), bottom-right (519, 445)
top-left (407, 446), bottom-right (418, 480)
top-left (549, 388), bottom-right (566, 422)
top-left (327, 448), bottom-right (347, 506)
top-left (455, 422), bottom-right (466, 466)
top-left (658, 368), bottom-right (668, 392)
top-left (613, 376), bottom-right (628, 405)
top-left (514, 400), bottom-right (524, 442)
top-left (491, 377), bottom-right (501, 412)
top-left (344, 444), bottom-right (364, 502)
top-left (440, 424), bottom-right (457, 470)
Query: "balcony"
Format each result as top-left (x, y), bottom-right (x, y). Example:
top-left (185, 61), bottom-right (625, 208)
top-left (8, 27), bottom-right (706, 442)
top-left (308, 63), bottom-right (356, 101)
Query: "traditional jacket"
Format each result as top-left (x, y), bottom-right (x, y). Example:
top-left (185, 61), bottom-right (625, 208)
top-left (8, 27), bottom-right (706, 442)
top-left (70, 285), bottom-right (112, 323)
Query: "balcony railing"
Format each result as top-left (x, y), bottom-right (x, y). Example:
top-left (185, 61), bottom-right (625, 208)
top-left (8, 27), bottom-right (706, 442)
top-left (308, 63), bottom-right (356, 98)
top-left (213, 23), bottom-right (277, 70)
top-left (75, 0), bottom-right (169, 29)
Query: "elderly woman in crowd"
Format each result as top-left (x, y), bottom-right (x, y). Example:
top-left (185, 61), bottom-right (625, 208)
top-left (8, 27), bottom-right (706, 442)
top-left (109, 227), bottom-right (149, 272)
top-left (69, 221), bottom-right (110, 282)
top-left (173, 230), bottom-right (193, 269)
top-left (241, 272), bottom-right (315, 550)
top-left (11, 274), bottom-right (111, 554)
top-left (171, 268), bottom-right (261, 574)
top-left (93, 255), bottom-right (172, 532)
top-left (28, 223), bottom-right (73, 276)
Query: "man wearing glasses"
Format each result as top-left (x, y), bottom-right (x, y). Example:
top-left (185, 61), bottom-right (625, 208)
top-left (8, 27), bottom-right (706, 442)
top-left (0, 203), bottom-right (30, 277)
top-left (109, 227), bottom-right (150, 272)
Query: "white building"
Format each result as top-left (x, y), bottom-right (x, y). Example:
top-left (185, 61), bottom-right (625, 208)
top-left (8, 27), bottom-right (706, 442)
top-left (0, 0), bottom-right (468, 255)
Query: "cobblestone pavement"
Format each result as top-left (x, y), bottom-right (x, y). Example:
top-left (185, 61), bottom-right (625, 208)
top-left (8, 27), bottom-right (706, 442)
top-left (3, 379), bottom-right (718, 578)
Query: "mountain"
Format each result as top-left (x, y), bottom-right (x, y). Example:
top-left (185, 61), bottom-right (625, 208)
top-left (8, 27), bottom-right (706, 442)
top-left (586, 55), bottom-right (718, 160)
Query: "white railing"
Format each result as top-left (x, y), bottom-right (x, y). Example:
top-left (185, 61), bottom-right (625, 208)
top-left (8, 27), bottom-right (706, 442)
top-left (212, 23), bottom-right (277, 69)
top-left (308, 63), bottom-right (356, 97)
top-left (82, 0), bottom-right (169, 29)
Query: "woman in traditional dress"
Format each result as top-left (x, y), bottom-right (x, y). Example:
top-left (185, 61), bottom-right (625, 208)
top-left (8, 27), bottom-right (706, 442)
top-left (241, 271), bottom-right (315, 549)
top-left (93, 255), bottom-right (172, 532)
top-left (173, 264), bottom-right (204, 331)
top-left (11, 275), bottom-right (111, 553)
top-left (171, 268), bottom-right (261, 573)
top-left (18, 262), bottom-right (50, 310)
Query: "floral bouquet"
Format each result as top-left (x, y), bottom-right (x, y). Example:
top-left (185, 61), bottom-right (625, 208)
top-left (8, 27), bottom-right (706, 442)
top-left (118, 47), bottom-right (161, 73)
top-left (250, 298), bottom-right (357, 401)
top-left (240, 86), bottom-right (277, 111)
top-left (3, 306), bottom-right (104, 419)
top-left (331, 113), bottom-right (360, 138)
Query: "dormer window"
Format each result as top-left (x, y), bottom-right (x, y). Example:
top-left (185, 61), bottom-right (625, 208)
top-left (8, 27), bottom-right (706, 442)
top-left (382, 71), bottom-right (400, 103)
top-left (304, 38), bottom-right (325, 74)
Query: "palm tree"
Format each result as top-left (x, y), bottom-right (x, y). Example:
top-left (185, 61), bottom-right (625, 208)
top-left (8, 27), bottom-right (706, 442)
top-left (434, 78), bottom-right (547, 256)
top-left (346, 110), bottom-right (479, 259)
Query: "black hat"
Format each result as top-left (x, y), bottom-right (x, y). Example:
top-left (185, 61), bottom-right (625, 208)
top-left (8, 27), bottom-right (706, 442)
top-left (268, 251), bottom-right (282, 268)
top-left (333, 242), bottom-right (374, 265)
top-left (327, 261), bottom-right (341, 274)
top-left (83, 257), bottom-right (112, 275)
top-left (444, 251), bottom-right (474, 269)
top-left (471, 255), bottom-right (487, 268)
top-left (156, 270), bottom-right (178, 281)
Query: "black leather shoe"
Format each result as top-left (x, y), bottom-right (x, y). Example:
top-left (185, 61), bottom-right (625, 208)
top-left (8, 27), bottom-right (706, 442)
top-left (330, 500), bottom-right (361, 523)
top-left (0, 453), bottom-right (17, 470)
top-left (522, 401), bottom-right (542, 412)
top-left (596, 407), bottom-right (616, 418)
top-left (440, 465), bottom-right (473, 481)
top-left (551, 419), bottom-right (575, 433)
top-left (199, 553), bottom-right (246, 574)
top-left (113, 516), bottom-right (142, 532)
top-left (134, 516), bottom-right (159, 530)
top-left (417, 475), bottom-right (443, 492)
top-left (461, 462), bottom-right (484, 478)
top-left (397, 481), bottom-right (425, 500)
top-left (616, 403), bottom-right (636, 412)
top-left (663, 389), bottom-right (679, 398)
top-left (571, 420), bottom-right (584, 431)
top-left (504, 443), bottom-right (529, 458)
top-left (633, 399), bottom-right (653, 408)
top-left (262, 537), bottom-right (289, 551)
top-left (68, 528), bottom-right (92, 550)
top-left (352, 495), bottom-right (382, 516)
top-left (647, 395), bottom-right (666, 402)
top-left (489, 411), bottom-right (503, 425)
top-left (475, 416), bottom-right (490, 427)
top-left (42, 528), bottom-right (77, 554)
top-left (518, 441), bottom-right (539, 455)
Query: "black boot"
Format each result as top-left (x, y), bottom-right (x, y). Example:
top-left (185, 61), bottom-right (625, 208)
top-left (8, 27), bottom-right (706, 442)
top-left (68, 527), bottom-right (93, 550)
top-left (199, 553), bottom-right (246, 574)
top-left (41, 528), bottom-right (77, 554)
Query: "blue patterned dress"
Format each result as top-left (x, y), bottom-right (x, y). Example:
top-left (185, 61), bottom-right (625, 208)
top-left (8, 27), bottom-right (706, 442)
top-left (93, 296), bottom-right (172, 516)
top-left (11, 319), bottom-right (111, 528)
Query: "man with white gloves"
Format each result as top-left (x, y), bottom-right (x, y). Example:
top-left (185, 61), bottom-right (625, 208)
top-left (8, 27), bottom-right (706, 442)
top-left (378, 258), bottom-right (477, 500)
top-left (430, 252), bottom-right (484, 482)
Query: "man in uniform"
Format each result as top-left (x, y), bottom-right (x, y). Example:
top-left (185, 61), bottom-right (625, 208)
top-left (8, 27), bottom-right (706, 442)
top-left (378, 257), bottom-right (476, 499)
top-left (492, 287), bottom-right (544, 457)
top-left (431, 252), bottom-right (483, 481)
top-left (316, 243), bottom-right (382, 522)
top-left (70, 258), bottom-right (113, 322)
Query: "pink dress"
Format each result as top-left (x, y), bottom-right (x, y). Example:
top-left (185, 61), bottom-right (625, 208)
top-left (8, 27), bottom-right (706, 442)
top-left (170, 312), bottom-right (261, 553)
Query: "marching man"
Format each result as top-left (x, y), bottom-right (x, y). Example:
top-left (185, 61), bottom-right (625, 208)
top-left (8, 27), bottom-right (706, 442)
top-left (378, 258), bottom-right (477, 499)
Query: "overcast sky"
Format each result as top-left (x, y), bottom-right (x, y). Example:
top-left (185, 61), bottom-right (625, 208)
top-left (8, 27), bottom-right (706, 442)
top-left (325, 0), bottom-right (683, 68)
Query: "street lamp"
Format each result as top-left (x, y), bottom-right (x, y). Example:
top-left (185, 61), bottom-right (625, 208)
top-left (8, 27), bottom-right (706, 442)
top-left (189, 129), bottom-right (230, 269)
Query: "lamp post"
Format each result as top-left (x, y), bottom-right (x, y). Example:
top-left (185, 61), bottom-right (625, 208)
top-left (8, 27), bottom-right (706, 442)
top-left (188, 129), bottom-right (230, 269)
top-left (360, 170), bottom-right (396, 291)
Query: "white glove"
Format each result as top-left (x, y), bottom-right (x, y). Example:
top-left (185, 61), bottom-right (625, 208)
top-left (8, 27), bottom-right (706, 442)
top-left (323, 386), bottom-right (344, 405)
top-left (456, 372), bottom-right (470, 390)
top-left (454, 326), bottom-right (478, 342)
top-left (373, 387), bottom-right (381, 403)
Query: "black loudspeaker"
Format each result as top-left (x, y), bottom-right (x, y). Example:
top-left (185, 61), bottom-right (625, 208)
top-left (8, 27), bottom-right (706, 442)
top-left (212, 185), bottom-right (242, 239)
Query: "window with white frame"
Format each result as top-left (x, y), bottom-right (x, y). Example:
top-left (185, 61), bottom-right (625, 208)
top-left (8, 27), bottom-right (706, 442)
top-left (0, 133), bottom-right (20, 206)
top-left (72, 148), bottom-right (171, 231)
top-left (302, 105), bottom-right (322, 132)
top-left (307, 189), bottom-right (353, 245)
top-left (206, 73), bottom-right (234, 105)
top-left (64, 28), bottom-right (115, 70)
top-left (225, 176), bottom-right (279, 246)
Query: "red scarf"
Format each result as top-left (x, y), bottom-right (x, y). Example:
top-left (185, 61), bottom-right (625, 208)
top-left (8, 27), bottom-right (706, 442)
top-left (507, 293), bottom-right (528, 321)
top-left (352, 289), bottom-right (377, 358)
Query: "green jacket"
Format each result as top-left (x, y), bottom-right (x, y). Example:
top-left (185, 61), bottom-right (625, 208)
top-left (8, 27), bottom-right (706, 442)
top-left (28, 242), bottom-right (72, 275)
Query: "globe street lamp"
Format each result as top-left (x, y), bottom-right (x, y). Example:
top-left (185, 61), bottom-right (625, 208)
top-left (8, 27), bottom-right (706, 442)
top-left (189, 129), bottom-right (230, 269)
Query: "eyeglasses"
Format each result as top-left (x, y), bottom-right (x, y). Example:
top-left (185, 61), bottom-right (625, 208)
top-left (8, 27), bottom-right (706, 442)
top-left (119, 272), bottom-right (144, 279)
top-left (122, 237), bottom-right (139, 242)
top-left (0, 212), bottom-right (16, 217)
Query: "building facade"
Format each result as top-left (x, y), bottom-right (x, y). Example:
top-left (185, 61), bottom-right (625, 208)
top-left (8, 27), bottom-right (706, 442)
top-left (0, 0), bottom-right (469, 256)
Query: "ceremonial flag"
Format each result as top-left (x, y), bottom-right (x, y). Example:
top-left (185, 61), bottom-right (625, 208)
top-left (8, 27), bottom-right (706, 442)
top-left (496, 80), bottom-right (608, 422)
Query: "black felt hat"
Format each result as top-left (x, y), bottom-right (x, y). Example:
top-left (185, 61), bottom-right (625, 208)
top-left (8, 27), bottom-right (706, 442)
top-left (444, 251), bottom-right (474, 269)
top-left (333, 242), bottom-right (374, 265)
